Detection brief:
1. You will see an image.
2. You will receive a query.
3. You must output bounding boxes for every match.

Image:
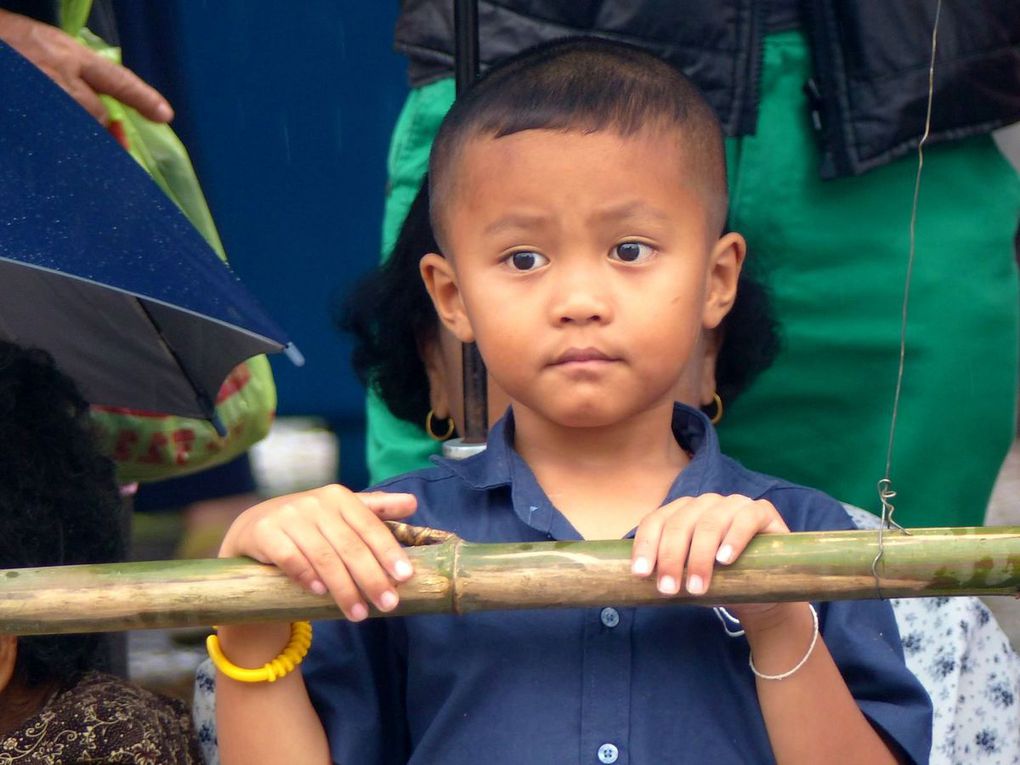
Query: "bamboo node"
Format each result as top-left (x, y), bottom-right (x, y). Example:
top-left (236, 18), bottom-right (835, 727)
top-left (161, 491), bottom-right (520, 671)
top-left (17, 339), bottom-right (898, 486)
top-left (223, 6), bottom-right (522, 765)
top-left (386, 521), bottom-right (457, 546)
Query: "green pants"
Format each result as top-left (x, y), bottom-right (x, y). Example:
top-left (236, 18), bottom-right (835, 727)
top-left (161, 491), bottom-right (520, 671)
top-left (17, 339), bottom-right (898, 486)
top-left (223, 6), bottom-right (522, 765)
top-left (368, 31), bottom-right (1020, 527)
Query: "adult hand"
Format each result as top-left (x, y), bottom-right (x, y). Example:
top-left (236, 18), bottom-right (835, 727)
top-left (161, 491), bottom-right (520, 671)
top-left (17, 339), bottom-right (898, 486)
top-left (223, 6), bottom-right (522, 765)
top-left (0, 9), bottom-right (173, 124)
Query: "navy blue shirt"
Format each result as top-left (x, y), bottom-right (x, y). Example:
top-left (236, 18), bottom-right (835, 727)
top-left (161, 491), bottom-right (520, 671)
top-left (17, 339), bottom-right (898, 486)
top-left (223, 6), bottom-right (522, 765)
top-left (303, 405), bottom-right (932, 764)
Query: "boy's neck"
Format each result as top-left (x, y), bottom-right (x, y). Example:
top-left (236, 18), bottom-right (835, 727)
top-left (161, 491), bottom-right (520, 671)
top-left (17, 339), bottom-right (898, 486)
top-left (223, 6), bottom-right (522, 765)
top-left (512, 401), bottom-right (689, 539)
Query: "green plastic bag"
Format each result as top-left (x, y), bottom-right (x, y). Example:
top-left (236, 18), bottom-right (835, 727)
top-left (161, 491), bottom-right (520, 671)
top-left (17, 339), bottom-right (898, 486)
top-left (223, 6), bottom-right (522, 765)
top-left (62, 1), bottom-right (277, 483)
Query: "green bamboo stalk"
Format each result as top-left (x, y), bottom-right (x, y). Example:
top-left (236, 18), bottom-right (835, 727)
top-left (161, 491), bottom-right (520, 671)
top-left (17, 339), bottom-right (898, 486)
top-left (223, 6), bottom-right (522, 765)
top-left (0, 527), bottom-right (1016, 636)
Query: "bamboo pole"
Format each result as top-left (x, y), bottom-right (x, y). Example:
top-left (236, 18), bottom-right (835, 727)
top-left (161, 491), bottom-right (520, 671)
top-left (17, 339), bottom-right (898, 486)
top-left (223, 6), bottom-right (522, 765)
top-left (1, 526), bottom-right (1017, 636)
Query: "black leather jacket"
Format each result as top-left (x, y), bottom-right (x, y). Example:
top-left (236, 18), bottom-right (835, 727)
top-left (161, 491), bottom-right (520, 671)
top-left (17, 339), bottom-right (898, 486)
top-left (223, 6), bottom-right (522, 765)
top-left (395, 0), bottom-right (1020, 178)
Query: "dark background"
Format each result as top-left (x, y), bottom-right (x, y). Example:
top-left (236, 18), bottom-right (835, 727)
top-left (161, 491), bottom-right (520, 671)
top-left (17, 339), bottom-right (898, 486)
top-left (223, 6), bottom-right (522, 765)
top-left (114, 1), bottom-right (408, 489)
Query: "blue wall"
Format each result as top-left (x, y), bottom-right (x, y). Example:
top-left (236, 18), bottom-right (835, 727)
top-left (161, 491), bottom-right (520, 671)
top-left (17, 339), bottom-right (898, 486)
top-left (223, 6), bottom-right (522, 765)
top-left (116, 2), bottom-right (408, 488)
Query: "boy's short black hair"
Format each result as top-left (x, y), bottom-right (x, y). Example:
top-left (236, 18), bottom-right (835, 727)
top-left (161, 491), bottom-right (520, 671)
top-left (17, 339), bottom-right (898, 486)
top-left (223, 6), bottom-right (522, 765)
top-left (0, 341), bottom-right (123, 687)
top-left (428, 36), bottom-right (729, 247)
top-left (340, 182), bottom-right (779, 430)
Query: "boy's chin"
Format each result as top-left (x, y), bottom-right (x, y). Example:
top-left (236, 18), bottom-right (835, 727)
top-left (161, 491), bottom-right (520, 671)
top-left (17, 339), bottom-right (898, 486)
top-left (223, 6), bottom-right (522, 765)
top-left (513, 401), bottom-right (638, 430)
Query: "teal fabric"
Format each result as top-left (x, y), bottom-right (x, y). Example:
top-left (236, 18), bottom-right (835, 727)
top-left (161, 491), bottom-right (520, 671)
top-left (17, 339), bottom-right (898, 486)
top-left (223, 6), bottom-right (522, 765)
top-left (368, 35), bottom-right (1019, 526)
top-left (367, 80), bottom-right (455, 483)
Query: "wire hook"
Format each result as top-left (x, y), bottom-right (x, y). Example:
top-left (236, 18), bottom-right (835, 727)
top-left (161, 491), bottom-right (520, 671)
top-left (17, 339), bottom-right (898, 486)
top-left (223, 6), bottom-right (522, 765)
top-left (872, 0), bottom-right (940, 598)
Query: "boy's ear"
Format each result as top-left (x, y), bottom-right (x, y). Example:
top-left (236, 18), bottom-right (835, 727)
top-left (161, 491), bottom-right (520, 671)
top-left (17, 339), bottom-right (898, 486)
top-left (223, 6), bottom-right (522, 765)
top-left (703, 231), bottom-right (746, 330)
top-left (420, 252), bottom-right (475, 344)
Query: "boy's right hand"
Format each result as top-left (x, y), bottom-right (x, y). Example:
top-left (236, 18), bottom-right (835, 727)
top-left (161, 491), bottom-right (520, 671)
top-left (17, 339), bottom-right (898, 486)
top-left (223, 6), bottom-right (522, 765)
top-left (219, 485), bottom-right (417, 621)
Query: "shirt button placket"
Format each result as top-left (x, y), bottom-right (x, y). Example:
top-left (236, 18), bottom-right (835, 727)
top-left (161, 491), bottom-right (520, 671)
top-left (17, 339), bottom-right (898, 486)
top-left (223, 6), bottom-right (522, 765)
top-left (582, 608), bottom-right (630, 765)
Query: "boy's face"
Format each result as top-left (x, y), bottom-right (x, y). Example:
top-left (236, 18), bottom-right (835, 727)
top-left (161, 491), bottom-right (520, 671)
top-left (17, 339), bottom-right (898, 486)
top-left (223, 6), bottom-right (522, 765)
top-left (422, 127), bottom-right (743, 431)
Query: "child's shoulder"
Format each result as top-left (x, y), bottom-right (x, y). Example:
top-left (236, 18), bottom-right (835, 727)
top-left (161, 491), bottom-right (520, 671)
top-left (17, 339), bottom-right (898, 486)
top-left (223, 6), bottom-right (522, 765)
top-left (368, 453), bottom-right (485, 530)
top-left (716, 452), bottom-right (858, 534)
top-left (673, 404), bottom-right (857, 533)
top-left (370, 459), bottom-right (461, 494)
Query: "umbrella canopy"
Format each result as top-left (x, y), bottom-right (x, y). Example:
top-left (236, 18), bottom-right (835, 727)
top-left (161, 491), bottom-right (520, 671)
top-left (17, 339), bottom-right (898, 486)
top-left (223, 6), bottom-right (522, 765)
top-left (0, 42), bottom-right (300, 427)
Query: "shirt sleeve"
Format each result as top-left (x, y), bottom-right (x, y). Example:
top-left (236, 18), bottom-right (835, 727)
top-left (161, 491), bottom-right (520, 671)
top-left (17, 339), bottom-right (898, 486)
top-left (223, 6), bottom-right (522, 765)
top-left (820, 598), bottom-right (934, 764)
top-left (302, 617), bottom-right (411, 765)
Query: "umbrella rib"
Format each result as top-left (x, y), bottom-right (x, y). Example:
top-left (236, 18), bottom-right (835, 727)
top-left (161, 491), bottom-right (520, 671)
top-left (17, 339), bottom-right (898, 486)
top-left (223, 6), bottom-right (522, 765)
top-left (0, 258), bottom-right (289, 346)
top-left (136, 300), bottom-right (227, 436)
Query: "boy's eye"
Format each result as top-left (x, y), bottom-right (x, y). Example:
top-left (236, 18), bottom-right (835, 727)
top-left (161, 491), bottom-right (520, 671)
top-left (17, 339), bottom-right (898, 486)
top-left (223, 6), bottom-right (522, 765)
top-left (506, 251), bottom-right (549, 271)
top-left (611, 242), bottom-right (654, 263)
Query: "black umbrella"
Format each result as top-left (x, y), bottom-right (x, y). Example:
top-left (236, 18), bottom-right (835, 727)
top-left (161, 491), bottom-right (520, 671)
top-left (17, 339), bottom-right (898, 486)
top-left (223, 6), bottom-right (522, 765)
top-left (0, 41), bottom-right (301, 432)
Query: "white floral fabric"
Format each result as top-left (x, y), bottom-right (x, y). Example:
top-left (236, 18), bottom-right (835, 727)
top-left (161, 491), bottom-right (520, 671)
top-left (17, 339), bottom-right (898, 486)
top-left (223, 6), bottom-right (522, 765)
top-left (844, 506), bottom-right (1020, 765)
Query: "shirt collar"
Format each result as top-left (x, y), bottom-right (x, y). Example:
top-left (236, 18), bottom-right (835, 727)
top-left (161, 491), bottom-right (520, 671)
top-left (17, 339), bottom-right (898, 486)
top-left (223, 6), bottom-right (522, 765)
top-left (438, 402), bottom-right (722, 497)
top-left (434, 403), bottom-right (775, 539)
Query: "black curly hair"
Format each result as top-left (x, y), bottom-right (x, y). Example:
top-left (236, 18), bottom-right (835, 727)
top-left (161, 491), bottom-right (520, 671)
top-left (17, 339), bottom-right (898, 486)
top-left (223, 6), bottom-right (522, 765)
top-left (0, 341), bottom-right (123, 688)
top-left (340, 182), bottom-right (439, 426)
top-left (339, 181), bottom-right (780, 429)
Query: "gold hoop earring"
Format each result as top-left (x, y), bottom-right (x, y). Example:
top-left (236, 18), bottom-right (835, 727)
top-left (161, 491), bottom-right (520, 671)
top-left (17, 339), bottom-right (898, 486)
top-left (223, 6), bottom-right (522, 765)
top-left (426, 409), bottom-right (455, 441)
top-left (706, 392), bottom-right (724, 425)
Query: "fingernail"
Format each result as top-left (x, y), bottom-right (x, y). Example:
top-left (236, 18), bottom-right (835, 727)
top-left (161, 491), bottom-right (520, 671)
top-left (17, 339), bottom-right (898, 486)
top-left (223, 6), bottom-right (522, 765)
top-left (687, 574), bottom-right (705, 595)
top-left (309, 580), bottom-right (327, 596)
top-left (156, 102), bottom-right (173, 121)
top-left (379, 590), bottom-right (398, 611)
top-left (632, 557), bottom-right (651, 576)
top-left (658, 575), bottom-right (679, 595)
top-left (394, 559), bottom-right (413, 580)
top-left (350, 603), bottom-right (368, 622)
top-left (716, 545), bottom-right (733, 565)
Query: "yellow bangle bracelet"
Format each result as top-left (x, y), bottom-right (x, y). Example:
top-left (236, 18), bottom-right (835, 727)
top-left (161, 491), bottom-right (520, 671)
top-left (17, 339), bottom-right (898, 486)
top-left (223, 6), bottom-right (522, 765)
top-left (206, 621), bottom-right (313, 683)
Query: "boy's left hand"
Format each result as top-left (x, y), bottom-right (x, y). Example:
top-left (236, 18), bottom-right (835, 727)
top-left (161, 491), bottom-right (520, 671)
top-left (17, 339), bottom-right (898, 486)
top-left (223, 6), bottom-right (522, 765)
top-left (630, 492), bottom-right (787, 601)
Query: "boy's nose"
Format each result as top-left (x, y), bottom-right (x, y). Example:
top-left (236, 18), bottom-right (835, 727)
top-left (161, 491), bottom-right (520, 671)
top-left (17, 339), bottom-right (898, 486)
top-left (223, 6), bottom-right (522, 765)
top-left (557, 302), bottom-right (606, 325)
top-left (552, 270), bottom-right (613, 325)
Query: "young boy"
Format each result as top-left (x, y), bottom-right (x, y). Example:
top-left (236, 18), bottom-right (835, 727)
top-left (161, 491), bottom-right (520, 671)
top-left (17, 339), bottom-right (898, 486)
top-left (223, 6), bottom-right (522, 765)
top-left (214, 39), bottom-right (931, 764)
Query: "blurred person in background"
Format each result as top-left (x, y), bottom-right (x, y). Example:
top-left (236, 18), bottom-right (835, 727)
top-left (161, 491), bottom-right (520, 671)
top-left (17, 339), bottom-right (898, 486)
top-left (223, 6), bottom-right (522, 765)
top-left (0, 341), bottom-right (202, 763)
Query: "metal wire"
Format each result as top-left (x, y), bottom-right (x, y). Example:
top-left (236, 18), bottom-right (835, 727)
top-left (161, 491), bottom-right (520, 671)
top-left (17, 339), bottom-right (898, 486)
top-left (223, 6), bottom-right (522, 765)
top-left (872, 0), bottom-right (942, 588)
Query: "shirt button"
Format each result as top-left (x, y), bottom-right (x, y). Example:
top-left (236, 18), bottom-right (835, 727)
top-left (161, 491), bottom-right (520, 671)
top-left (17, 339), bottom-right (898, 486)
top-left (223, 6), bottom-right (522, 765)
top-left (597, 743), bottom-right (619, 763)
top-left (600, 607), bottom-right (620, 628)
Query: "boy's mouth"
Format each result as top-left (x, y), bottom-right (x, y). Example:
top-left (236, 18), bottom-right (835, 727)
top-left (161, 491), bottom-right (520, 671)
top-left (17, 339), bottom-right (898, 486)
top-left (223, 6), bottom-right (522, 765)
top-left (552, 347), bottom-right (617, 366)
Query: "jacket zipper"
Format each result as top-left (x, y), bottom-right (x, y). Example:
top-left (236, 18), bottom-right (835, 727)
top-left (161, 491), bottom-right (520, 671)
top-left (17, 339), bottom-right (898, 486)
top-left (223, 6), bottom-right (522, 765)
top-left (740, 0), bottom-right (768, 135)
top-left (801, 0), bottom-right (847, 178)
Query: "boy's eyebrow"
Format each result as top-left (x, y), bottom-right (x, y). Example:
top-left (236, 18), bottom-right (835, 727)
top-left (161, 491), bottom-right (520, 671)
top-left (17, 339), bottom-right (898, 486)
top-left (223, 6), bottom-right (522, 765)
top-left (589, 200), bottom-right (672, 225)
top-left (483, 202), bottom-right (672, 237)
top-left (482, 212), bottom-right (552, 236)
